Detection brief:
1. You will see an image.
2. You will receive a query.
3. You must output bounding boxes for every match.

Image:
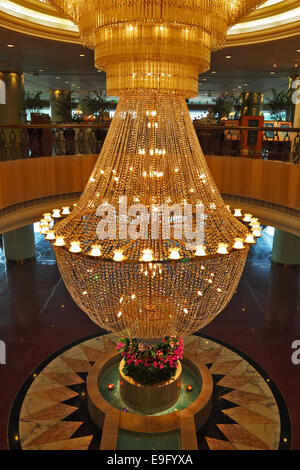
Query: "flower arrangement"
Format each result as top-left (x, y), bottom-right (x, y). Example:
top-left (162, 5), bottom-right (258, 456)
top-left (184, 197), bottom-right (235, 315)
top-left (116, 336), bottom-right (183, 386)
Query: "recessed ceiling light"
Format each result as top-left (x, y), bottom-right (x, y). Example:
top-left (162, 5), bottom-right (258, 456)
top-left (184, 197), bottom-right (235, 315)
top-left (297, 50), bottom-right (300, 53)
top-left (203, 78), bottom-right (207, 81)
top-left (226, 55), bottom-right (232, 59)
top-left (80, 54), bottom-right (85, 57)
top-left (270, 71), bottom-right (275, 74)
top-left (65, 81), bottom-right (70, 84)
top-left (38, 69), bottom-right (44, 72)
top-left (56, 77), bottom-right (60, 79)
top-left (7, 44), bottom-right (14, 48)
top-left (211, 71), bottom-right (216, 74)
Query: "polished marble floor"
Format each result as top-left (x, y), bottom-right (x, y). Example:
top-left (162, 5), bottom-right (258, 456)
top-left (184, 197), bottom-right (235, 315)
top-left (8, 334), bottom-right (290, 450)
top-left (0, 227), bottom-right (299, 449)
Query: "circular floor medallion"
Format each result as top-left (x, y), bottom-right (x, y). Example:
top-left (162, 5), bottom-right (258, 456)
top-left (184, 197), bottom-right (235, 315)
top-left (8, 333), bottom-right (291, 451)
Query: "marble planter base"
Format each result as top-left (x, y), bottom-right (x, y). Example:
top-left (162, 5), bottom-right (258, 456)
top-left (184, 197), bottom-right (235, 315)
top-left (119, 359), bottom-right (182, 414)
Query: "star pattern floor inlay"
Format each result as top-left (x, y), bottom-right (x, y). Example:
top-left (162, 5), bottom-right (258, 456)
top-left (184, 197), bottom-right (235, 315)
top-left (8, 333), bottom-right (291, 450)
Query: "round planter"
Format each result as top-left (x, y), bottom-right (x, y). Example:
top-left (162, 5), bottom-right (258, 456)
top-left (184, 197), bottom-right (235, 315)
top-left (119, 359), bottom-right (182, 414)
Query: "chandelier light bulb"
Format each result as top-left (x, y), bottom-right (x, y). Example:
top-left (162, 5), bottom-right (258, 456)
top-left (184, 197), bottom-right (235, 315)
top-left (252, 229), bottom-right (262, 238)
top-left (245, 234), bottom-right (256, 244)
top-left (195, 245), bottom-right (207, 257)
top-left (46, 231), bottom-right (55, 241)
top-left (62, 207), bottom-right (71, 215)
top-left (243, 213), bottom-right (252, 222)
top-left (43, 213), bottom-right (52, 222)
top-left (114, 251), bottom-right (125, 262)
top-left (89, 245), bottom-right (102, 257)
top-left (52, 209), bottom-right (61, 219)
top-left (169, 249), bottom-right (181, 260)
top-left (39, 218), bottom-right (49, 226)
top-left (234, 208), bottom-right (242, 217)
top-left (69, 241), bottom-right (82, 253)
top-left (40, 227), bottom-right (49, 235)
top-left (142, 249), bottom-right (154, 262)
top-left (54, 236), bottom-right (66, 247)
top-left (233, 238), bottom-right (245, 250)
top-left (217, 243), bottom-right (229, 255)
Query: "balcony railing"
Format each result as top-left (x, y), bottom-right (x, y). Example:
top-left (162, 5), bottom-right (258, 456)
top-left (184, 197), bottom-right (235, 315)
top-left (0, 123), bottom-right (299, 164)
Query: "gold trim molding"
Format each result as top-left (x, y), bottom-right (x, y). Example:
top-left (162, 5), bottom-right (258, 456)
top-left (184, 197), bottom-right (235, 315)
top-left (0, 0), bottom-right (299, 46)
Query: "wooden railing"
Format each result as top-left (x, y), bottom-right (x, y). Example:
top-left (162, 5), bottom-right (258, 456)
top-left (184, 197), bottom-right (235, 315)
top-left (0, 123), bottom-right (299, 163)
top-left (0, 155), bottom-right (299, 213)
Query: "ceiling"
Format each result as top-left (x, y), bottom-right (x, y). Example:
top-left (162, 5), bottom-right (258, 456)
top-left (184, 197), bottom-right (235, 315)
top-left (0, 27), bottom-right (299, 100)
top-left (1, 0), bottom-right (299, 46)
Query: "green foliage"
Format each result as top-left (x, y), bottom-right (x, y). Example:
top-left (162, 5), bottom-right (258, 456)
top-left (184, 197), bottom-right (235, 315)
top-left (54, 90), bottom-right (77, 123)
top-left (209, 96), bottom-right (231, 124)
top-left (267, 88), bottom-right (292, 121)
top-left (122, 362), bottom-right (176, 386)
top-left (83, 91), bottom-right (114, 121)
top-left (117, 336), bottom-right (183, 386)
top-left (24, 91), bottom-right (49, 113)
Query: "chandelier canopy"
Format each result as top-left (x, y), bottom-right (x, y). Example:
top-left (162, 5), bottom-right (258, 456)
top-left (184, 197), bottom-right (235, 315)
top-left (49, 0), bottom-right (265, 97)
top-left (44, 0), bottom-right (263, 340)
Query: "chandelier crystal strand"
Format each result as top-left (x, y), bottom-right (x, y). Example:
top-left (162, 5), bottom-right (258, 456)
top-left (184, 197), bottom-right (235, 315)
top-left (52, 90), bottom-right (249, 340)
top-left (45, 0), bottom-right (264, 340)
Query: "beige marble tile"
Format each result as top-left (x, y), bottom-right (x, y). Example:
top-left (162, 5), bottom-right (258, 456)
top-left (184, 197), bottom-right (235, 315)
top-left (210, 360), bottom-right (242, 375)
top-left (222, 406), bottom-right (278, 425)
top-left (212, 346), bottom-right (240, 363)
top-left (20, 421), bottom-right (58, 449)
top-left (243, 400), bottom-right (280, 422)
top-left (221, 389), bottom-right (271, 405)
top-left (81, 336), bottom-right (107, 352)
top-left (29, 386), bottom-right (78, 403)
top-left (239, 378), bottom-right (274, 398)
top-left (34, 435), bottom-right (94, 450)
top-left (24, 421), bottom-right (82, 448)
top-left (25, 375), bottom-right (66, 394)
top-left (21, 403), bottom-right (78, 422)
top-left (60, 356), bottom-right (91, 372)
top-left (194, 347), bottom-right (222, 364)
top-left (42, 372), bottom-right (84, 386)
top-left (59, 344), bottom-right (89, 361)
top-left (81, 345), bottom-right (105, 362)
top-left (217, 375), bottom-right (255, 389)
top-left (20, 396), bottom-right (56, 419)
top-left (41, 356), bottom-right (75, 374)
top-left (217, 424), bottom-right (271, 450)
top-left (205, 437), bottom-right (237, 450)
top-left (236, 423), bottom-right (280, 450)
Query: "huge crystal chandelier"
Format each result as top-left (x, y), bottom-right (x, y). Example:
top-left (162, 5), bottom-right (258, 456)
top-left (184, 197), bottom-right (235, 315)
top-left (43, 0), bottom-right (264, 340)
